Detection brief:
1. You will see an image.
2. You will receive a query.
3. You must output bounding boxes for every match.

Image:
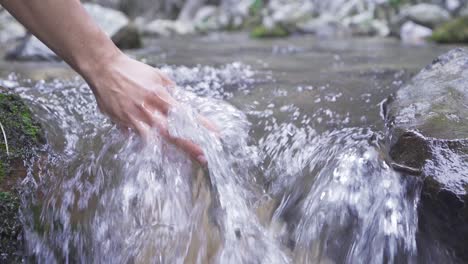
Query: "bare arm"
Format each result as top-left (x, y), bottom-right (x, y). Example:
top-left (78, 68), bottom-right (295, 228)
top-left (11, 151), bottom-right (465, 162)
top-left (1, 0), bottom-right (212, 164)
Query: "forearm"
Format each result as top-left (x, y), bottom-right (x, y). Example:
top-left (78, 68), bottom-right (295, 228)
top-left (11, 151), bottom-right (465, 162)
top-left (1, 0), bottom-right (122, 79)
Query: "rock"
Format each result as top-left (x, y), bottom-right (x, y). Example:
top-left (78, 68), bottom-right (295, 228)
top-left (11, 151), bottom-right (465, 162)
top-left (268, 0), bottom-right (314, 26)
top-left (343, 11), bottom-right (390, 37)
top-left (111, 23), bottom-right (142, 49)
top-left (0, 10), bottom-right (26, 43)
top-left (142, 19), bottom-right (194, 37)
top-left (446, 0), bottom-right (461, 12)
top-left (431, 16), bottom-right (468, 44)
top-left (400, 3), bottom-right (451, 28)
top-left (400, 21), bottom-right (432, 45)
top-left (250, 24), bottom-right (289, 38)
top-left (0, 88), bottom-right (45, 262)
top-left (6, 3), bottom-right (137, 61)
top-left (193, 5), bottom-right (221, 33)
top-left (297, 14), bottom-right (350, 37)
top-left (387, 48), bottom-right (468, 261)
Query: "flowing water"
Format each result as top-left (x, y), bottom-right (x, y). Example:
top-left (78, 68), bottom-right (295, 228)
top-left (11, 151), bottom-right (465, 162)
top-left (0, 34), bottom-right (460, 263)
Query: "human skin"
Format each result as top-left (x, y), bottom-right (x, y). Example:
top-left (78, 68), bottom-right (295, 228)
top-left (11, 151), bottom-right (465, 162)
top-left (1, 0), bottom-right (215, 164)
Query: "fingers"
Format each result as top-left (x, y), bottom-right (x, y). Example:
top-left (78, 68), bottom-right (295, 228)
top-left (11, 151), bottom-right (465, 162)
top-left (144, 89), bottom-right (177, 115)
top-left (148, 110), bottom-right (208, 165)
top-left (134, 89), bottom-right (218, 166)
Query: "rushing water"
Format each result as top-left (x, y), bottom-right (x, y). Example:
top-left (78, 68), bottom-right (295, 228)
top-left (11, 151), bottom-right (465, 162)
top-left (0, 34), bottom-right (460, 263)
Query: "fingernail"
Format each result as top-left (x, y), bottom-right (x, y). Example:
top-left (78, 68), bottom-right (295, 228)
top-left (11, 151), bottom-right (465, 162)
top-left (197, 155), bottom-right (207, 166)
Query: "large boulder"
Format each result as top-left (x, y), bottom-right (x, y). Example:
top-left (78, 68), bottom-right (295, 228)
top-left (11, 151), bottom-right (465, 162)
top-left (6, 3), bottom-right (140, 61)
top-left (387, 48), bottom-right (468, 261)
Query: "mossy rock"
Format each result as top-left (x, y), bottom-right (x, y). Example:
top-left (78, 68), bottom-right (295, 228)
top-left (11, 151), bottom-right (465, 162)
top-left (431, 16), bottom-right (468, 43)
top-left (250, 25), bottom-right (289, 38)
top-left (0, 89), bottom-right (45, 262)
top-left (0, 191), bottom-right (22, 263)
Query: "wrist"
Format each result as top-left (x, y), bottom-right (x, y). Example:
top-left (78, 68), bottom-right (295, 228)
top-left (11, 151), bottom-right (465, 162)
top-left (74, 40), bottom-right (124, 85)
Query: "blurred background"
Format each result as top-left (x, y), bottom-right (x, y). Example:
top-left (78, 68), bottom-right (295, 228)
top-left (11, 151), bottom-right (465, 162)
top-left (1, 0), bottom-right (468, 59)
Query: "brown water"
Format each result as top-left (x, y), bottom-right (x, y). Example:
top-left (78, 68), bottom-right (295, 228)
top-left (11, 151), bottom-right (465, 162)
top-left (0, 33), bottom-right (460, 263)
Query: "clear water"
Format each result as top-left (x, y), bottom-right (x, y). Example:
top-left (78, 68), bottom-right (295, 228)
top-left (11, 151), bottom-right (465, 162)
top-left (0, 34), bottom-right (460, 263)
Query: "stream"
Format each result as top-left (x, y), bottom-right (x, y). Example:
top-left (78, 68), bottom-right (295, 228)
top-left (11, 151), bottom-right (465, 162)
top-left (0, 33), bottom-right (460, 263)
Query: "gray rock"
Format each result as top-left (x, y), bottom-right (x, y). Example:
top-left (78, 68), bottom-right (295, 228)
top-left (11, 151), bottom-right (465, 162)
top-left (343, 11), bottom-right (390, 37)
top-left (297, 14), bottom-right (350, 37)
top-left (142, 19), bottom-right (194, 37)
top-left (268, 0), bottom-right (314, 25)
top-left (400, 21), bottom-right (432, 45)
top-left (446, 0), bottom-right (461, 12)
top-left (387, 48), bottom-right (468, 261)
top-left (6, 3), bottom-right (134, 61)
top-left (400, 3), bottom-right (451, 28)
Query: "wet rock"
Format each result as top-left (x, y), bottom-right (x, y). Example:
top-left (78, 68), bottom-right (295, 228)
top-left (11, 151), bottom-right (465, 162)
top-left (111, 23), bottom-right (142, 49)
top-left (431, 16), bottom-right (468, 43)
top-left (400, 21), bottom-right (432, 45)
top-left (387, 48), bottom-right (468, 261)
top-left (6, 3), bottom-right (138, 61)
top-left (399, 3), bottom-right (451, 28)
top-left (0, 88), bottom-right (45, 262)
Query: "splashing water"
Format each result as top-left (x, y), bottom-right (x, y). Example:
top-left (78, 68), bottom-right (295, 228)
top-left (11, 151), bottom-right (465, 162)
top-left (10, 62), bottom-right (422, 263)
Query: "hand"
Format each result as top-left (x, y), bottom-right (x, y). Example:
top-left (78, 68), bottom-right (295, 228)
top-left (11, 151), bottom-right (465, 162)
top-left (84, 53), bottom-right (215, 165)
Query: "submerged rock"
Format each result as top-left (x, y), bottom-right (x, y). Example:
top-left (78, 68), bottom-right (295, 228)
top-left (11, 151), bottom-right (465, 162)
top-left (6, 3), bottom-right (139, 60)
top-left (431, 16), bottom-right (468, 44)
top-left (387, 48), bottom-right (468, 261)
top-left (0, 88), bottom-right (45, 262)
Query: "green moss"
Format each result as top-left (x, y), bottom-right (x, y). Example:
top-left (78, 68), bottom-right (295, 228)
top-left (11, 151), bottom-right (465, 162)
top-left (431, 16), bottom-right (468, 44)
top-left (251, 25), bottom-right (289, 38)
